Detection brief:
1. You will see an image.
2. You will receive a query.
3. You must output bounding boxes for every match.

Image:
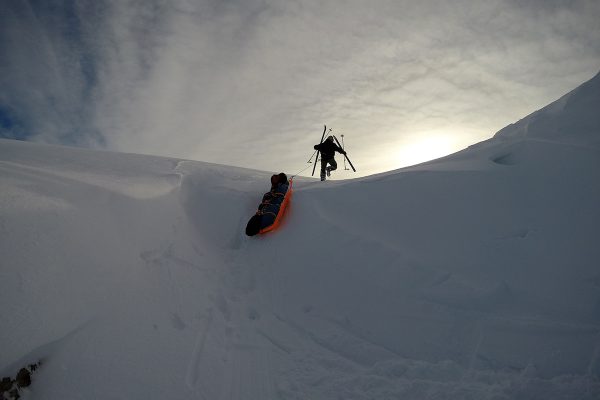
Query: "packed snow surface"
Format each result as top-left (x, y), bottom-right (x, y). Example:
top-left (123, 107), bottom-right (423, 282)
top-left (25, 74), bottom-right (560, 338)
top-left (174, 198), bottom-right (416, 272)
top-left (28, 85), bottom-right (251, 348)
top-left (2, 72), bottom-right (600, 399)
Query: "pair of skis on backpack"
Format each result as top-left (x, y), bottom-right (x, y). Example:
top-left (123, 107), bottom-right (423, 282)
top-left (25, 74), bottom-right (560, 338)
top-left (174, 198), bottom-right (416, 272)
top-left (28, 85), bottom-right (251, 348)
top-left (310, 125), bottom-right (356, 179)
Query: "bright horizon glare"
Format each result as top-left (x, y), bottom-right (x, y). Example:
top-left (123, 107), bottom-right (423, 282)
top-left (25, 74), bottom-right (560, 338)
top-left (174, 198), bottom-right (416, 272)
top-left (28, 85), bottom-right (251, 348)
top-left (1, 0), bottom-right (599, 178)
top-left (394, 131), bottom-right (469, 169)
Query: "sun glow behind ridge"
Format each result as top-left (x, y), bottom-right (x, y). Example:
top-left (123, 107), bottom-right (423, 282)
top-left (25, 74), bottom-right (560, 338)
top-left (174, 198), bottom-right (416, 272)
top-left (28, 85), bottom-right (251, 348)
top-left (393, 130), bottom-right (471, 169)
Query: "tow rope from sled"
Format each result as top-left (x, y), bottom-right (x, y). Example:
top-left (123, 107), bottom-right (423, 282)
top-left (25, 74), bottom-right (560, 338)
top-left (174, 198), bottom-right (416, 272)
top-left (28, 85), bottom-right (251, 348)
top-left (289, 165), bottom-right (312, 180)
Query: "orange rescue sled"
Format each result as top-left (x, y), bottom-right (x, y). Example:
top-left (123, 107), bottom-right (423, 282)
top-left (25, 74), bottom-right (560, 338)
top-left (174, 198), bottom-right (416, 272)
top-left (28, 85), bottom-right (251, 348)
top-left (259, 178), bottom-right (293, 234)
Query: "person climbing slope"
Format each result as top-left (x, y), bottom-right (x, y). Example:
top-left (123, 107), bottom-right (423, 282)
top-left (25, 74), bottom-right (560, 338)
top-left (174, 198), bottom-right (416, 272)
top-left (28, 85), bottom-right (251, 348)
top-left (314, 136), bottom-right (346, 181)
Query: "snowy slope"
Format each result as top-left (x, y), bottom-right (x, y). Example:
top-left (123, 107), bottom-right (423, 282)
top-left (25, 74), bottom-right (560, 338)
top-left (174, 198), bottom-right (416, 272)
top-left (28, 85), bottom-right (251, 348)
top-left (1, 72), bottom-right (600, 399)
top-left (493, 70), bottom-right (600, 149)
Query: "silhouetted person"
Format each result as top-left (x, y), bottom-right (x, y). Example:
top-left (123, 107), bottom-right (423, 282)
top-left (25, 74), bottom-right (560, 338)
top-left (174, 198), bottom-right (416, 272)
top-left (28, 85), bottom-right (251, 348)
top-left (314, 136), bottom-right (345, 181)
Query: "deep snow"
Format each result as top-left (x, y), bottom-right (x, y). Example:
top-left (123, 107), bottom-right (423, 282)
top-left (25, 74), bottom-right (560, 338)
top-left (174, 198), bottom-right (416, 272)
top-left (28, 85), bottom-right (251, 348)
top-left (1, 72), bottom-right (600, 399)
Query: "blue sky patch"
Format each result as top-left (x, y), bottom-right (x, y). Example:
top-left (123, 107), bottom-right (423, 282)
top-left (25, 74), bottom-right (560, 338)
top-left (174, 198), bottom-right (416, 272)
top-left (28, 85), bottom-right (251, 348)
top-left (0, 106), bottom-right (30, 141)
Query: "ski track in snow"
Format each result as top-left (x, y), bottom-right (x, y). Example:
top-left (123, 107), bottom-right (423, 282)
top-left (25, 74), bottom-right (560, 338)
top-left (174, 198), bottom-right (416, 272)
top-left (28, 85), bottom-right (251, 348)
top-left (184, 231), bottom-right (279, 399)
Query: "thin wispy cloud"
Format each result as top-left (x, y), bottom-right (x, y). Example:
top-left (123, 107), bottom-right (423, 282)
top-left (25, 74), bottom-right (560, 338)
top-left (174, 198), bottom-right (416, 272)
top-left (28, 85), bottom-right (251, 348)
top-left (1, 0), bottom-right (599, 176)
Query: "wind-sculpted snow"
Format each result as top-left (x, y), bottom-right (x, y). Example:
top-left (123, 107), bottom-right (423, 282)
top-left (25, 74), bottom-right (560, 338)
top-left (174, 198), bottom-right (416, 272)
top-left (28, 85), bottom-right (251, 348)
top-left (1, 73), bottom-right (600, 399)
top-left (494, 70), bottom-right (600, 149)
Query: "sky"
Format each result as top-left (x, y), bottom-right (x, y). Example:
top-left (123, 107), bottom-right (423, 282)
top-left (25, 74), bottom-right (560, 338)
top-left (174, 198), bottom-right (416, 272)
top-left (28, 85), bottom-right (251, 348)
top-left (1, 0), bottom-right (599, 178)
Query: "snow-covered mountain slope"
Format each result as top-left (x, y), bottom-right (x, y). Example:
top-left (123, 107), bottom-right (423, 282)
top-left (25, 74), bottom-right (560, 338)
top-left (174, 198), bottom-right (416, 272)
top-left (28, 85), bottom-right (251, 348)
top-left (1, 73), bottom-right (600, 399)
top-left (493, 70), bottom-right (600, 149)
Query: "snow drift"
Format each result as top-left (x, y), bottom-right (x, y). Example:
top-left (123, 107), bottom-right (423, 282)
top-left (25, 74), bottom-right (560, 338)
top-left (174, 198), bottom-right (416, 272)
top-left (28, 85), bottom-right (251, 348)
top-left (1, 72), bottom-right (600, 399)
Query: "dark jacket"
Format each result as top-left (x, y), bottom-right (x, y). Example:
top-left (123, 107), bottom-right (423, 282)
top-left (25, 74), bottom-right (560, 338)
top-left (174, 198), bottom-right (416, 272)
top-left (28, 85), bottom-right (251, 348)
top-left (314, 140), bottom-right (345, 159)
top-left (257, 182), bottom-right (289, 228)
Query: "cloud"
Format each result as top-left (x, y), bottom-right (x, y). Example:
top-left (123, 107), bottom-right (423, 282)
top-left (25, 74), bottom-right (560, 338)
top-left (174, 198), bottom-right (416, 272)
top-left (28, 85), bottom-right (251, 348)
top-left (1, 0), bottom-right (599, 176)
top-left (0, 0), bottom-right (105, 146)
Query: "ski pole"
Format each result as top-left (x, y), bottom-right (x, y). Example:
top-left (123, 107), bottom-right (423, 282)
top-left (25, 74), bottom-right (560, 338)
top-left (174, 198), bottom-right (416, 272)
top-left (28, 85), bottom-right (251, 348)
top-left (312, 125), bottom-right (327, 176)
top-left (332, 135), bottom-right (356, 172)
top-left (341, 135), bottom-right (349, 170)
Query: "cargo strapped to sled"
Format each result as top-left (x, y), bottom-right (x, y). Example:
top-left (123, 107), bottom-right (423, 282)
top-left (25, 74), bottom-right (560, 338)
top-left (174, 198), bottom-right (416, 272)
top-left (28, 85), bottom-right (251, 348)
top-left (259, 178), bottom-right (293, 234)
